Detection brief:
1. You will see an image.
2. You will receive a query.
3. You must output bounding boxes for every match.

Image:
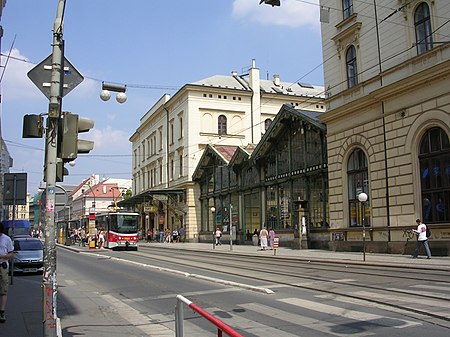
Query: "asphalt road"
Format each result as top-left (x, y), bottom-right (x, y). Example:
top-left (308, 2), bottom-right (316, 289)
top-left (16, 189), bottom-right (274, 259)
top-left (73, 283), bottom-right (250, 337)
top-left (55, 246), bottom-right (450, 336)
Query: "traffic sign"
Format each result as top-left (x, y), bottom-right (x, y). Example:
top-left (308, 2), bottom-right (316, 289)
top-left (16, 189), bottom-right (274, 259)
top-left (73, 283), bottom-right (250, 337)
top-left (28, 54), bottom-right (84, 99)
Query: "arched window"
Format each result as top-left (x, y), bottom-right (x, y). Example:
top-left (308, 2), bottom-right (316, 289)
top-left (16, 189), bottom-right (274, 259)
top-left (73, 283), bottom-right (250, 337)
top-left (419, 127), bottom-right (450, 223)
top-left (342, 0), bottom-right (353, 20)
top-left (347, 148), bottom-right (370, 227)
top-left (415, 2), bottom-right (433, 55)
top-left (264, 119), bottom-right (272, 131)
top-left (346, 46), bottom-right (358, 88)
top-left (218, 115), bottom-right (227, 135)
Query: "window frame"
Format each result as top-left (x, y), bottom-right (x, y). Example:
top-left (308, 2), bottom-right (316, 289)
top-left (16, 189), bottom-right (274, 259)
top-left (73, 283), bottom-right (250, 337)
top-left (342, 0), bottom-right (353, 20)
top-left (347, 148), bottom-right (370, 227)
top-left (419, 127), bottom-right (450, 223)
top-left (218, 114), bottom-right (227, 135)
top-left (414, 2), bottom-right (433, 55)
top-left (346, 45), bottom-right (358, 88)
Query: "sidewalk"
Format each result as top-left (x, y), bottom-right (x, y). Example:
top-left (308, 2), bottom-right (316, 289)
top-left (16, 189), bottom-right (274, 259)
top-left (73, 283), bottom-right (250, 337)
top-left (2, 242), bottom-right (449, 337)
top-left (136, 241), bottom-right (450, 270)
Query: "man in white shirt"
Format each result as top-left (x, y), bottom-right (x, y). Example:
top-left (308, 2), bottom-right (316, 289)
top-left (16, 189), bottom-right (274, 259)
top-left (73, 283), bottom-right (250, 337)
top-left (259, 227), bottom-right (269, 250)
top-left (0, 222), bottom-right (14, 323)
top-left (412, 219), bottom-right (431, 259)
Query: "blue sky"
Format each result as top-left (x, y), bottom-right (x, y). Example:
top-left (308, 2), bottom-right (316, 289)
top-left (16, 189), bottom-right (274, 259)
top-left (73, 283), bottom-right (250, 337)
top-left (1, 0), bottom-right (323, 192)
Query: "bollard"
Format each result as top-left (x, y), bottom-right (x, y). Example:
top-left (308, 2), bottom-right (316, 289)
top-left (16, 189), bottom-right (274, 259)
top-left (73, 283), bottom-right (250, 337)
top-left (273, 237), bottom-right (279, 256)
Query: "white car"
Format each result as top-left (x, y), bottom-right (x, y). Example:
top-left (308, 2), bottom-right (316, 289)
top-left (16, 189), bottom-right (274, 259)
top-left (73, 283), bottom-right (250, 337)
top-left (12, 237), bottom-right (44, 274)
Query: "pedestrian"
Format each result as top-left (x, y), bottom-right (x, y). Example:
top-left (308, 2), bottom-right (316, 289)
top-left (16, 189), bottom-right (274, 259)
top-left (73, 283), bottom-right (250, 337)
top-left (0, 222), bottom-right (14, 323)
top-left (253, 228), bottom-right (260, 246)
top-left (146, 228), bottom-right (153, 242)
top-left (179, 226), bottom-right (185, 243)
top-left (79, 227), bottom-right (86, 247)
top-left (268, 227), bottom-right (275, 249)
top-left (215, 227), bottom-right (222, 245)
top-left (172, 228), bottom-right (179, 243)
top-left (259, 227), bottom-right (269, 250)
top-left (165, 228), bottom-right (171, 243)
top-left (98, 229), bottom-right (105, 249)
top-left (412, 219), bottom-right (431, 259)
top-left (159, 228), bottom-right (164, 243)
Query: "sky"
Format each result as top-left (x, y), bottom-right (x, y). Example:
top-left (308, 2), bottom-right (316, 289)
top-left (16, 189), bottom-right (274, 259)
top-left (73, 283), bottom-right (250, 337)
top-left (0, 0), bottom-right (324, 194)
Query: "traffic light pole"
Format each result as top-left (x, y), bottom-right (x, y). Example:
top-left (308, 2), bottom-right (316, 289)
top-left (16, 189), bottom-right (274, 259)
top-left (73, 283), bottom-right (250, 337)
top-left (43, 1), bottom-right (66, 336)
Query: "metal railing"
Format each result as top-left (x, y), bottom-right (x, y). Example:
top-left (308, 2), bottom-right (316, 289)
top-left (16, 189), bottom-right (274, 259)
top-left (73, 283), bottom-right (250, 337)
top-left (175, 295), bottom-right (244, 337)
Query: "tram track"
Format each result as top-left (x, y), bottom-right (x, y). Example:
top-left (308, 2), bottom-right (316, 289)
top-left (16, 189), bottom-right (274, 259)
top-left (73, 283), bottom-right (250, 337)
top-left (120, 245), bottom-right (450, 327)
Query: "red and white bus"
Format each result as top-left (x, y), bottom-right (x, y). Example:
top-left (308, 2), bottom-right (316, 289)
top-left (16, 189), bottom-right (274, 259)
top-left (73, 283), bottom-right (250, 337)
top-left (95, 211), bottom-right (139, 250)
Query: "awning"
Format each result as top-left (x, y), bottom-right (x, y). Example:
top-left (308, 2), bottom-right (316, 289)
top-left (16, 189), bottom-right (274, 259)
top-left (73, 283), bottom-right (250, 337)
top-left (117, 188), bottom-right (185, 208)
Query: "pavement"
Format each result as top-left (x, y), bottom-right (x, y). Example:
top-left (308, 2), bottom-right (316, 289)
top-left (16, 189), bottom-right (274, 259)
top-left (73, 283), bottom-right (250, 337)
top-left (2, 241), bottom-right (450, 337)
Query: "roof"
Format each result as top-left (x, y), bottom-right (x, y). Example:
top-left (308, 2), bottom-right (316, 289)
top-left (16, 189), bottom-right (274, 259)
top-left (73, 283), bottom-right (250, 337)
top-left (192, 145), bottom-right (240, 181)
top-left (192, 75), bottom-right (324, 98)
top-left (117, 188), bottom-right (185, 208)
top-left (251, 104), bottom-right (326, 161)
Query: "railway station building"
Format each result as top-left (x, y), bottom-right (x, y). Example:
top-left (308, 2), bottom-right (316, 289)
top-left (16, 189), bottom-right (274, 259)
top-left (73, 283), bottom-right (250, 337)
top-left (125, 60), bottom-right (325, 242)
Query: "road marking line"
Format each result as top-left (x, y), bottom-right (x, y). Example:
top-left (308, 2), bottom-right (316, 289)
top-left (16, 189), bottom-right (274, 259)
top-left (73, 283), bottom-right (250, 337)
top-left (315, 294), bottom-right (425, 321)
top-left (102, 294), bottom-right (173, 336)
top-left (207, 306), bottom-right (302, 337)
top-left (123, 287), bottom-right (242, 303)
top-left (354, 290), bottom-right (450, 309)
top-left (238, 302), bottom-right (374, 337)
top-left (278, 297), bottom-right (419, 329)
top-left (83, 252), bottom-right (273, 294)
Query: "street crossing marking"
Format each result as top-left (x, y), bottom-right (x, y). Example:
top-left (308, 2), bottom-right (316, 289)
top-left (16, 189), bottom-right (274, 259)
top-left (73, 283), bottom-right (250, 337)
top-left (123, 287), bottom-right (243, 303)
top-left (102, 294), bottom-right (173, 336)
top-left (315, 294), bottom-right (424, 323)
top-left (238, 302), bottom-right (374, 337)
top-left (385, 287), bottom-right (450, 300)
top-left (410, 284), bottom-right (450, 292)
top-left (205, 306), bottom-right (301, 337)
top-left (353, 290), bottom-right (450, 310)
top-left (278, 297), bottom-right (419, 329)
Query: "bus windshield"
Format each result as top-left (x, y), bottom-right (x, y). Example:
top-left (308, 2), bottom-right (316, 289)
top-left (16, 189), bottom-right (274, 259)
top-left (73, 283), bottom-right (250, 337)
top-left (110, 214), bottom-right (138, 234)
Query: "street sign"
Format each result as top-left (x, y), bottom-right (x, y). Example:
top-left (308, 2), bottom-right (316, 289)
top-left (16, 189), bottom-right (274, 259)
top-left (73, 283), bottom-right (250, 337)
top-left (28, 54), bottom-right (84, 99)
top-left (3, 173), bottom-right (27, 205)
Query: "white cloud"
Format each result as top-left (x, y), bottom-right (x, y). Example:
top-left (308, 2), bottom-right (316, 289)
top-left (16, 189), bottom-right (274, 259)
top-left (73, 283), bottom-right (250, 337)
top-left (90, 126), bottom-right (130, 153)
top-left (1, 49), bottom-right (41, 101)
top-left (232, 0), bottom-right (320, 29)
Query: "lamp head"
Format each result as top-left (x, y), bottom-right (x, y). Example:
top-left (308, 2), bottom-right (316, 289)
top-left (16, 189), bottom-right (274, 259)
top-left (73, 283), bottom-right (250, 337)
top-left (210, 206), bottom-right (216, 213)
top-left (100, 90), bottom-right (111, 101)
top-left (116, 92), bottom-right (127, 103)
top-left (358, 192), bottom-right (368, 202)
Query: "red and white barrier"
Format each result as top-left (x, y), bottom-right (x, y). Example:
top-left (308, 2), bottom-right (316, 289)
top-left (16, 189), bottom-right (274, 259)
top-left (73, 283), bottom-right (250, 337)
top-left (175, 294), bottom-right (244, 337)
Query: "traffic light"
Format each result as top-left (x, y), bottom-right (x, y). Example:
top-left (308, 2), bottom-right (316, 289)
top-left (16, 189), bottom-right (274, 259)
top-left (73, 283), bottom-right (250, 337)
top-left (58, 112), bottom-right (94, 162)
top-left (22, 114), bottom-right (44, 138)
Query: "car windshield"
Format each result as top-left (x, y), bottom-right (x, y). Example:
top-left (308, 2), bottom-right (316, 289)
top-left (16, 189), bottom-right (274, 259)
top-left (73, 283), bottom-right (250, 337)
top-left (14, 240), bottom-right (43, 251)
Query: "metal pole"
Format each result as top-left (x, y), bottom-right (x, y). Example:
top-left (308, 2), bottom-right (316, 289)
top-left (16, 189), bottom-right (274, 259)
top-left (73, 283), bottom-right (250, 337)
top-left (175, 297), bottom-right (184, 337)
top-left (229, 204), bottom-right (233, 251)
top-left (10, 175), bottom-right (17, 285)
top-left (43, 1), bottom-right (65, 336)
top-left (362, 202), bottom-right (366, 262)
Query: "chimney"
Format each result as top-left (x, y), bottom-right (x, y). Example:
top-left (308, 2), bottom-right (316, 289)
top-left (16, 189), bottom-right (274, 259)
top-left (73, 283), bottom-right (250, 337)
top-left (273, 74), bottom-right (280, 86)
top-left (248, 59), bottom-right (261, 145)
top-left (231, 70), bottom-right (238, 76)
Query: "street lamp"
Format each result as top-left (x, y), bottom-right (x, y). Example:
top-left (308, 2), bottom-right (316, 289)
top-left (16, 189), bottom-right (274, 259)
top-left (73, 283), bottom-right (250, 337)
top-left (358, 192), bottom-right (368, 261)
top-left (210, 206), bottom-right (216, 249)
top-left (100, 82), bottom-right (127, 103)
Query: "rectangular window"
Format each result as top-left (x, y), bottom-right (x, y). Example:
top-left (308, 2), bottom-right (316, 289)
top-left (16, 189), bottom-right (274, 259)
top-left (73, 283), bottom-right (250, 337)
top-left (343, 0), bottom-right (353, 20)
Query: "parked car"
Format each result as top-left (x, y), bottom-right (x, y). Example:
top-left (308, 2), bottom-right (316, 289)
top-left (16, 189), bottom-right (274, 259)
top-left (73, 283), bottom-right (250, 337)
top-left (12, 237), bottom-right (44, 274)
